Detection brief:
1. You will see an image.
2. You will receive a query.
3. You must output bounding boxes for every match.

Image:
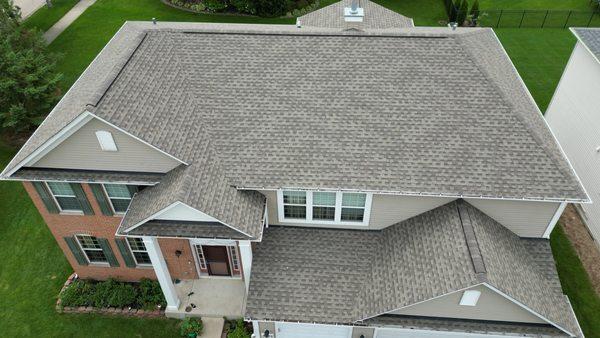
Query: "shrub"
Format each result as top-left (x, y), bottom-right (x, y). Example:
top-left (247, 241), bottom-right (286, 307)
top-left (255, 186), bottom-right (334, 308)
top-left (230, 0), bottom-right (256, 14)
top-left (227, 319), bottom-right (251, 338)
top-left (456, 0), bottom-right (468, 25)
top-left (252, 0), bottom-right (288, 17)
top-left (203, 0), bottom-right (227, 12)
top-left (180, 318), bottom-right (203, 337)
top-left (60, 280), bottom-right (96, 307)
top-left (469, 0), bottom-right (480, 25)
top-left (138, 278), bottom-right (166, 309)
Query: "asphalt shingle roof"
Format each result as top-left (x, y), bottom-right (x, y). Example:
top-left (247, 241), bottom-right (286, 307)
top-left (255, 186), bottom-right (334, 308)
top-left (573, 28), bottom-right (600, 62)
top-left (125, 220), bottom-right (252, 239)
top-left (246, 201), bottom-right (581, 337)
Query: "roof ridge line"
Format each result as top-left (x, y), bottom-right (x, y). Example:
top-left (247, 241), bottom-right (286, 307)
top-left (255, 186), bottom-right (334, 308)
top-left (456, 200), bottom-right (487, 281)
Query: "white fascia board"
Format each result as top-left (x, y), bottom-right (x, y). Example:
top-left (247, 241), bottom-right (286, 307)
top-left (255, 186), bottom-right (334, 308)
top-left (6, 177), bottom-right (158, 186)
top-left (570, 27), bottom-right (600, 65)
top-left (489, 29), bottom-right (591, 205)
top-left (1, 112), bottom-right (95, 178)
top-left (123, 201), bottom-right (254, 239)
top-left (482, 283), bottom-right (576, 337)
top-left (542, 201), bottom-right (568, 239)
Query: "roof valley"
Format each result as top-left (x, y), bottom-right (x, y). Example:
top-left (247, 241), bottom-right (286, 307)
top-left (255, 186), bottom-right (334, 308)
top-left (456, 200), bottom-right (487, 282)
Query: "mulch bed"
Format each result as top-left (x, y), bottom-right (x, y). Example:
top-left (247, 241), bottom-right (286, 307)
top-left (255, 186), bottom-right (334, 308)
top-left (559, 204), bottom-right (600, 295)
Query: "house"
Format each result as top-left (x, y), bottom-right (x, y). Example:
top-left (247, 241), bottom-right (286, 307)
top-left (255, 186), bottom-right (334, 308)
top-left (545, 28), bottom-right (600, 247)
top-left (0, 0), bottom-right (588, 337)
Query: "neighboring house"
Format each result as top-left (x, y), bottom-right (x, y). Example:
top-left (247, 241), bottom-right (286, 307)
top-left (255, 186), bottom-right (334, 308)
top-left (0, 1), bottom-right (589, 337)
top-left (546, 28), bottom-right (600, 246)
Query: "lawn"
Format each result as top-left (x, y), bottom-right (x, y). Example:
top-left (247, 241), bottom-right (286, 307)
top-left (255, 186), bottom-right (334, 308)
top-left (22, 0), bottom-right (80, 32)
top-left (480, 0), bottom-right (596, 10)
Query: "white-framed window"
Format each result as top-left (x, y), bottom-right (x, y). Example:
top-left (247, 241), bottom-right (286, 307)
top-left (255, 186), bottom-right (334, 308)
top-left (228, 245), bottom-right (240, 271)
top-left (46, 182), bottom-right (82, 212)
top-left (102, 184), bottom-right (133, 214)
top-left (126, 237), bottom-right (152, 266)
top-left (277, 190), bottom-right (372, 225)
top-left (194, 245), bottom-right (207, 270)
top-left (75, 235), bottom-right (108, 264)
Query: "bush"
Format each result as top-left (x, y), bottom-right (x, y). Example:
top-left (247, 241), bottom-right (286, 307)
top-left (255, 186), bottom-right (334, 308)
top-left (252, 0), bottom-right (287, 17)
top-left (203, 0), bottom-right (228, 12)
top-left (227, 319), bottom-right (251, 338)
top-left (456, 0), bottom-right (468, 25)
top-left (60, 278), bottom-right (164, 309)
top-left (230, 0), bottom-right (255, 14)
top-left (180, 318), bottom-right (203, 337)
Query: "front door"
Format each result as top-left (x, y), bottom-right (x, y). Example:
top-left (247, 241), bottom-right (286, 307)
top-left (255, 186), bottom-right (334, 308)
top-left (202, 246), bottom-right (231, 276)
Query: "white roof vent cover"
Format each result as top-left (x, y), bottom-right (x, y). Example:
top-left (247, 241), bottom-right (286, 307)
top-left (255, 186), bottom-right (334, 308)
top-left (95, 130), bottom-right (118, 152)
top-left (459, 290), bottom-right (481, 306)
top-left (344, 0), bottom-right (364, 22)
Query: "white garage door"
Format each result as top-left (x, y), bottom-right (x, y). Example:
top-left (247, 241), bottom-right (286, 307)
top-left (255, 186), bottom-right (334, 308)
top-left (375, 327), bottom-right (522, 338)
top-left (276, 322), bottom-right (351, 338)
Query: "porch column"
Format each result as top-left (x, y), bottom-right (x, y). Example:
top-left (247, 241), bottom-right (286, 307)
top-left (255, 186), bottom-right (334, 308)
top-left (239, 240), bottom-right (253, 292)
top-left (142, 236), bottom-right (180, 311)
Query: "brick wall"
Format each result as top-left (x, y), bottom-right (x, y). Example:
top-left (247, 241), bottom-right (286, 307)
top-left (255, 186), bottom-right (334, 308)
top-left (23, 181), bottom-right (197, 282)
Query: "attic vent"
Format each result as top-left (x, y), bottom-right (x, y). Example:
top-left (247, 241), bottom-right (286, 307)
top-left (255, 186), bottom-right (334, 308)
top-left (459, 290), bottom-right (481, 306)
top-left (344, 0), bottom-right (364, 22)
top-left (95, 130), bottom-right (118, 152)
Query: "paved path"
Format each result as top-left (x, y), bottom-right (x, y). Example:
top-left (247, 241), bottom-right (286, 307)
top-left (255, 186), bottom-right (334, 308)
top-left (199, 317), bottom-right (224, 338)
top-left (44, 0), bottom-right (96, 43)
top-left (15, 0), bottom-right (46, 19)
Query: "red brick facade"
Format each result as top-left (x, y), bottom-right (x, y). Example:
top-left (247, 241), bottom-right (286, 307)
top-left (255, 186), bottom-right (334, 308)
top-left (23, 181), bottom-right (198, 282)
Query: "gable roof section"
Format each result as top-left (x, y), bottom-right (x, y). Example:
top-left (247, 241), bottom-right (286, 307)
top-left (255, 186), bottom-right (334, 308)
top-left (245, 200), bottom-right (581, 336)
top-left (1, 20), bottom-right (588, 203)
top-left (297, 0), bottom-right (414, 29)
top-left (572, 28), bottom-right (600, 63)
top-left (124, 220), bottom-right (252, 239)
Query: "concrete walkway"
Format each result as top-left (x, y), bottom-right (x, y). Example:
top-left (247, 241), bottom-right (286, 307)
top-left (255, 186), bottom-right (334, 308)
top-left (15, 0), bottom-right (46, 19)
top-left (44, 0), bottom-right (96, 43)
top-left (199, 317), bottom-right (224, 338)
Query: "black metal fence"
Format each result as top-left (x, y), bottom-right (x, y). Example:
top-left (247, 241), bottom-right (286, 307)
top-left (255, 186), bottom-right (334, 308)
top-left (444, 0), bottom-right (600, 28)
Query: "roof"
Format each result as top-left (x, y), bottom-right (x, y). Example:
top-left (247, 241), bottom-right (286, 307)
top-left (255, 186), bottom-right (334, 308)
top-left (245, 200), bottom-right (581, 336)
top-left (297, 0), bottom-right (414, 29)
top-left (572, 28), bottom-right (600, 63)
top-left (10, 167), bottom-right (163, 185)
top-left (124, 220), bottom-right (252, 239)
top-left (0, 22), bottom-right (586, 203)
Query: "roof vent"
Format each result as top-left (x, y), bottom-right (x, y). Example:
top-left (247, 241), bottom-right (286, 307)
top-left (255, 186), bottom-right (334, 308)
top-left (344, 0), bottom-right (364, 22)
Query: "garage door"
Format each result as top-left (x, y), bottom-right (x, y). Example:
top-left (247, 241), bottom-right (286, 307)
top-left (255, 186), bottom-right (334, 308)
top-left (276, 322), bottom-right (351, 338)
top-left (375, 327), bottom-right (522, 338)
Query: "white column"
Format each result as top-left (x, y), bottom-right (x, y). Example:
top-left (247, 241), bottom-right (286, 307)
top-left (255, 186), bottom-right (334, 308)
top-left (239, 240), bottom-right (253, 292)
top-left (142, 236), bottom-right (180, 311)
top-left (543, 202), bottom-right (568, 238)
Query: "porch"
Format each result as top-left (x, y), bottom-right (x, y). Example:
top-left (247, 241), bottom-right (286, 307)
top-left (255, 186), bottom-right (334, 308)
top-left (168, 278), bottom-right (246, 318)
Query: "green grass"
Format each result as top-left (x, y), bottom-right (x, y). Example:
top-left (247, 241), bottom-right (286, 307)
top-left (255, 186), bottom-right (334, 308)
top-left (551, 225), bottom-right (600, 337)
top-left (22, 0), bottom-right (80, 32)
top-left (0, 143), bottom-right (181, 336)
top-left (480, 0), bottom-right (596, 10)
top-left (372, 0), bottom-right (446, 26)
top-left (495, 28), bottom-right (576, 112)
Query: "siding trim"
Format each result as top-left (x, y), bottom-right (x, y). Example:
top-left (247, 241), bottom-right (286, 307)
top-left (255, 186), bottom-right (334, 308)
top-left (542, 202), bottom-right (567, 239)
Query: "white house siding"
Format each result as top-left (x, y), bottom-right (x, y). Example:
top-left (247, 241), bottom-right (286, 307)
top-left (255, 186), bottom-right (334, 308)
top-left (464, 199), bottom-right (560, 237)
top-left (31, 118), bottom-right (181, 173)
top-left (261, 190), bottom-right (454, 230)
top-left (388, 285), bottom-right (546, 324)
top-left (546, 41), bottom-right (600, 244)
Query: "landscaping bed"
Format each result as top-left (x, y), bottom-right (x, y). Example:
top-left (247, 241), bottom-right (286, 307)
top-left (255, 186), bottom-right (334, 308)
top-left (164, 0), bottom-right (319, 17)
top-left (56, 274), bottom-right (166, 316)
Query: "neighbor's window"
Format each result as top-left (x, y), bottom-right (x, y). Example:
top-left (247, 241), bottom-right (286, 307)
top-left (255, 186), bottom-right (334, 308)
top-left (103, 184), bottom-right (133, 214)
top-left (46, 182), bottom-right (82, 212)
top-left (279, 190), bottom-right (371, 225)
top-left (282, 191), bottom-right (307, 219)
top-left (76, 235), bottom-right (108, 263)
top-left (126, 237), bottom-right (152, 265)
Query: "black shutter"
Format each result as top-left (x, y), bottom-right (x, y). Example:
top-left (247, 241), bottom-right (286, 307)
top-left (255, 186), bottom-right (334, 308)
top-left (70, 183), bottom-right (94, 215)
top-left (115, 238), bottom-right (136, 268)
top-left (32, 181), bottom-right (59, 214)
top-left (64, 236), bottom-right (88, 266)
top-left (98, 238), bottom-right (119, 267)
top-left (89, 184), bottom-right (113, 216)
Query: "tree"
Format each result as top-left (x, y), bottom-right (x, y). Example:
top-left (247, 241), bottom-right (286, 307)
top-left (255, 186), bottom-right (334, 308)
top-left (469, 0), bottom-right (480, 26)
top-left (456, 0), bottom-right (469, 26)
top-left (0, 0), bottom-right (62, 135)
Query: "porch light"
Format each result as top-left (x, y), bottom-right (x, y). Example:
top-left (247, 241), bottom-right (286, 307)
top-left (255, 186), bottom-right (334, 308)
top-left (263, 330), bottom-right (270, 337)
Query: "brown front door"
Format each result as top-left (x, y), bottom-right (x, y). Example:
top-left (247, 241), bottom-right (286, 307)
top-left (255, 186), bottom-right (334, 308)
top-left (202, 246), bottom-right (231, 276)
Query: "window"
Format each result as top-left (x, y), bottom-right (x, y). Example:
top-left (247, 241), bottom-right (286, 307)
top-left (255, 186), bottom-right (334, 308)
top-left (47, 182), bottom-right (81, 212)
top-left (341, 193), bottom-right (367, 222)
top-left (282, 191), bottom-right (306, 219)
top-left (126, 237), bottom-right (151, 265)
top-left (103, 184), bottom-right (133, 213)
top-left (76, 235), bottom-right (107, 263)
top-left (312, 192), bottom-right (336, 221)
top-left (95, 130), bottom-right (118, 151)
top-left (278, 190), bottom-right (371, 225)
